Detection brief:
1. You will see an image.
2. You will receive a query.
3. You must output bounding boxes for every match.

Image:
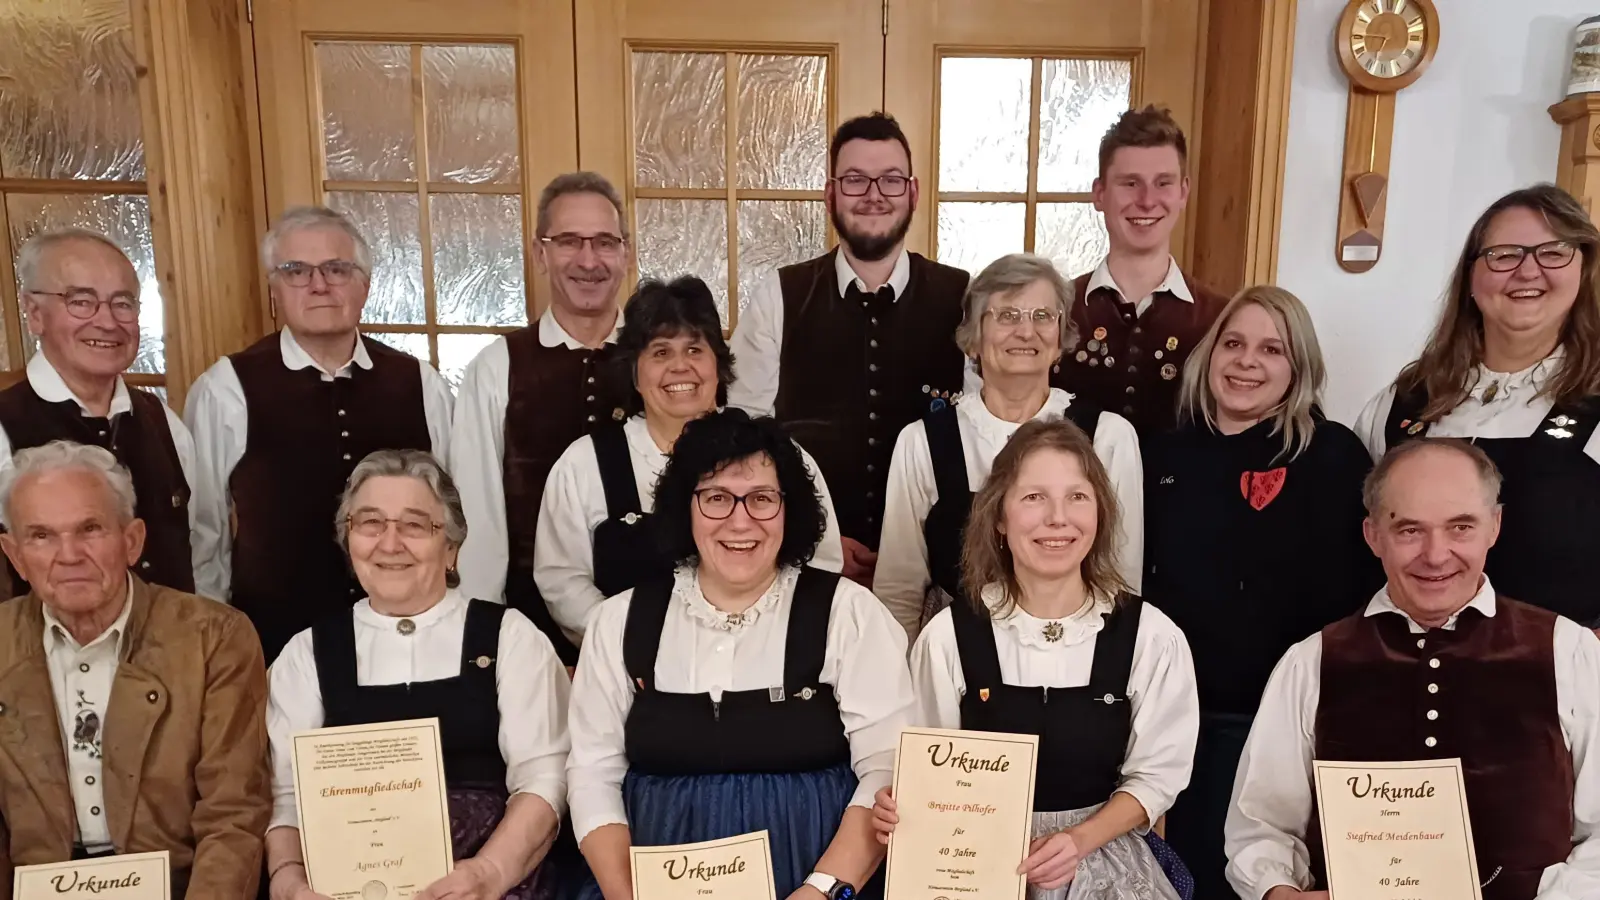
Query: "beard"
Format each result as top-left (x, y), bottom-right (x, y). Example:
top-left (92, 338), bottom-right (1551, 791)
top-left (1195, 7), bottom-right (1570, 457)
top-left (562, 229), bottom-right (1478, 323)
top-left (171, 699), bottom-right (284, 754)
top-left (831, 203), bottom-right (914, 262)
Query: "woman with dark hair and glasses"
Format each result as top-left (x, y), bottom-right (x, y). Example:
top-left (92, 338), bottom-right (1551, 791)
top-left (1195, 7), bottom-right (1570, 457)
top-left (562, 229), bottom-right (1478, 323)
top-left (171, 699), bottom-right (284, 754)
top-left (1355, 183), bottom-right (1600, 630)
top-left (535, 276), bottom-right (843, 648)
top-left (568, 408), bottom-right (914, 900)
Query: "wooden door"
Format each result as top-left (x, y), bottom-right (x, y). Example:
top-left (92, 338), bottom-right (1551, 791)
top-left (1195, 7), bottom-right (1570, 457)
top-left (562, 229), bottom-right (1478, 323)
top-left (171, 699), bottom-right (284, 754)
top-left (252, 0), bottom-right (576, 385)
top-left (886, 0), bottom-right (1207, 275)
top-left (574, 0), bottom-right (883, 331)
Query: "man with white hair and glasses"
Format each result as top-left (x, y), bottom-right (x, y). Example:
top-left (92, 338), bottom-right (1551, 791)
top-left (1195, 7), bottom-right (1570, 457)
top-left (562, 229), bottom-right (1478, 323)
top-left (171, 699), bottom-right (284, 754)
top-left (184, 205), bottom-right (453, 662)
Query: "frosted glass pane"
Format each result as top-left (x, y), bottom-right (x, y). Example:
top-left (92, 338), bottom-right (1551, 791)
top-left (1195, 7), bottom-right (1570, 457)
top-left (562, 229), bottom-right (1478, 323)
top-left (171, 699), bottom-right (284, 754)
top-left (316, 43), bottom-right (416, 182)
top-left (431, 193), bottom-right (527, 327)
top-left (423, 45), bottom-right (520, 184)
top-left (8, 193), bottom-right (164, 374)
top-left (736, 200), bottom-right (826, 319)
top-left (1037, 59), bottom-right (1133, 193)
top-left (1035, 203), bottom-right (1109, 279)
top-left (635, 199), bottom-right (729, 325)
top-left (939, 57), bottom-right (1031, 192)
top-left (633, 52), bottom-right (725, 189)
top-left (438, 333), bottom-right (500, 391)
top-left (0, 0), bottom-right (144, 181)
top-left (327, 192), bottom-right (424, 325)
top-left (736, 54), bottom-right (827, 190)
top-left (366, 331), bottom-right (429, 365)
top-left (936, 202), bottom-right (1024, 276)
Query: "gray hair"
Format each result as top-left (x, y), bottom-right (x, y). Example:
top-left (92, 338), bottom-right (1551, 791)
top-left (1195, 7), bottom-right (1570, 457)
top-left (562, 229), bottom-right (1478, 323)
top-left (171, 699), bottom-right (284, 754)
top-left (536, 171), bottom-right (629, 240)
top-left (334, 450), bottom-right (468, 586)
top-left (953, 253), bottom-right (1076, 373)
top-left (16, 228), bottom-right (134, 291)
top-left (1362, 438), bottom-right (1503, 518)
top-left (0, 440), bottom-right (137, 531)
top-left (261, 205), bottom-right (373, 274)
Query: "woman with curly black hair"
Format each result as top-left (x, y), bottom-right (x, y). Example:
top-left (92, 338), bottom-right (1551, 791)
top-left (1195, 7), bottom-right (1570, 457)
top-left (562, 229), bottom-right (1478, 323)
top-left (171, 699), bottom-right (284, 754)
top-left (567, 408), bottom-right (913, 900)
top-left (535, 276), bottom-right (843, 648)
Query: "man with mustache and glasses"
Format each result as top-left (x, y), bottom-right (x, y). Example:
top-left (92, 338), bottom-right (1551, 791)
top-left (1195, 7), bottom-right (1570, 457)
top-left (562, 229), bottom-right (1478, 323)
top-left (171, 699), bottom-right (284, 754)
top-left (0, 228), bottom-right (223, 602)
top-left (451, 171), bottom-right (633, 666)
top-left (184, 206), bottom-right (453, 663)
top-left (729, 113), bottom-right (969, 587)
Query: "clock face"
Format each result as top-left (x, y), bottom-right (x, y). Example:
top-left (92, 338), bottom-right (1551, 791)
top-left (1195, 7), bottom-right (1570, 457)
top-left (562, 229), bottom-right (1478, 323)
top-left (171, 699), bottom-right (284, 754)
top-left (1348, 0), bottom-right (1430, 80)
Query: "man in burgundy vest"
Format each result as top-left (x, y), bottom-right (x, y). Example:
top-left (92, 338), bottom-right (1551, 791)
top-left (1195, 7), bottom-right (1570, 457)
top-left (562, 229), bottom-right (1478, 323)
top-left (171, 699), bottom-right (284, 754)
top-left (0, 228), bottom-right (223, 600)
top-left (451, 173), bottom-right (631, 666)
top-left (1224, 439), bottom-right (1600, 900)
top-left (184, 207), bottom-right (452, 662)
top-left (728, 113), bottom-right (968, 585)
top-left (1052, 106), bottom-right (1229, 434)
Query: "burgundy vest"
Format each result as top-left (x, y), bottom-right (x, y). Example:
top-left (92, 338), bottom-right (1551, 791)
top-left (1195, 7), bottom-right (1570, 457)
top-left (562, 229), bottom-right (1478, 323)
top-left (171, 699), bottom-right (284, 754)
top-left (0, 378), bottom-right (192, 595)
top-left (773, 250), bottom-right (968, 548)
top-left (227, 333), bottom-right (432, 662)
top-left (1309, 597), bottom-right (1575, 900)
top-left (1051, 272), bottom-right (1229, 434)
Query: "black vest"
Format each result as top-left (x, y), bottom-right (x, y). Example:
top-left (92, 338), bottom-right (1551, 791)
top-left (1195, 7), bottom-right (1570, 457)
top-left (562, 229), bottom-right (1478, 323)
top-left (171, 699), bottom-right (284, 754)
top-left (590, 424), bottom-right (673, 599)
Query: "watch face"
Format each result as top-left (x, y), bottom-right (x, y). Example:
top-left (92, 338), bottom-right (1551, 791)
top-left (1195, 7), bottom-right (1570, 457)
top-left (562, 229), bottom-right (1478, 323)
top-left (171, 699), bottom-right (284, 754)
top-left (1348, 0), bottom-right (1429, 80)
top-left (834, 887), bottom-right (855, 900)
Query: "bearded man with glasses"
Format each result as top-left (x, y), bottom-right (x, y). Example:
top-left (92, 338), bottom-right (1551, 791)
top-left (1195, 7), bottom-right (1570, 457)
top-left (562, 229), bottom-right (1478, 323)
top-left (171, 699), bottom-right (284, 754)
top-left (183, 205), bottom-right (453, 662)
top-left (0, 228), bottom-right (224, 602)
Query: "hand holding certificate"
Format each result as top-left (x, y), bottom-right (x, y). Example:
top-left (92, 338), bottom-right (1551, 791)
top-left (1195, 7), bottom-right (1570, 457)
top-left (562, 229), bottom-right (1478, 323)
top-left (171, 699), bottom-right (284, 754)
top-left (12, 850), bottom-right (170, 900)
top-left (630, 831), bottom-right (777, 900)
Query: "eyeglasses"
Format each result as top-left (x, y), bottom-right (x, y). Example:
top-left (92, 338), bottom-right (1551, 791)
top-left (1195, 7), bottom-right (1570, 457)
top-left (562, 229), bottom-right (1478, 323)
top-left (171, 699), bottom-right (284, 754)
top-left (273, 260), bottom-right (366, 287)
top-left (540, 233), bottom-right (627, 256)
top-left (25, 289), bottom-right (140, 324)
top-left (1477, 241), bottom-right (1579, 273)
top-left (832, 174), bottom-right (911, 197)
top-left (693, 488), bottom-right (785, 521)
top-left (986, 306), bottom-right (1063, 328)
top-left (347, 513), bottom-right (443, 540)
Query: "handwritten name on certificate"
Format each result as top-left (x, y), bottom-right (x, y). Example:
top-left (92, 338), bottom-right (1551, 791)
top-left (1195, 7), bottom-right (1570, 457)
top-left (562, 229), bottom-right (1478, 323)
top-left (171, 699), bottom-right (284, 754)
top-left (13, 850), bottom-right (170, 900)
top-left (1313, 758), bottom-right (1482, 900)
top-left (631, 831), bottom-right (777, 900)
top-left (884, 727), bottom-right (1038, 900)
top-left (292, 718), bottom-right (455, 899)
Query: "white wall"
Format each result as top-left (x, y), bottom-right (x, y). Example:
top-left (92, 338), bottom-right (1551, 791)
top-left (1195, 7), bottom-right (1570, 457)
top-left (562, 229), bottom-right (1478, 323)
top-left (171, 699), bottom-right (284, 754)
top-left (1275, 0), bottom-right (1594, 423)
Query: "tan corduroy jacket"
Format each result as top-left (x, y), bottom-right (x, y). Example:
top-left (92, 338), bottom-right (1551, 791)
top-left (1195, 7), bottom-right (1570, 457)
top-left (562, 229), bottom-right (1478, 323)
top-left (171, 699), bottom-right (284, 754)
top-left (0, 576), bottom-right (271, 898)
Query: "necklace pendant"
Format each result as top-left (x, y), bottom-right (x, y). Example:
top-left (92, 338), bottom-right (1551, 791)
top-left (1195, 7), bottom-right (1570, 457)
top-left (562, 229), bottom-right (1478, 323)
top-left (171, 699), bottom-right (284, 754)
top-left (725, 612), bottom-right (745, 627)
top-left (396, 618), bottom-right (416, 636)
top-left (1042, 621), bottom-right (1064, 643)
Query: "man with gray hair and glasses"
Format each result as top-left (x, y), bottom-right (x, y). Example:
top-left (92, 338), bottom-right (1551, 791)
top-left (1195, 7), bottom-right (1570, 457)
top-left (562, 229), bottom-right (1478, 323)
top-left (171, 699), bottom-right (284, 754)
top-left (0, 227), bottom-right (222, 601)
top-left (184, 205), bottom-right (452, 662)
top-left (0, 440), bottom-right (270, 897)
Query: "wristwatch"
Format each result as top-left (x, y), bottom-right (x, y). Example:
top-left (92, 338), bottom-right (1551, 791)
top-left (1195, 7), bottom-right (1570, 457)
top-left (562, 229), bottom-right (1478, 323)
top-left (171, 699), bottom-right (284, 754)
top-left (803, 872), bottom-right (856, 899)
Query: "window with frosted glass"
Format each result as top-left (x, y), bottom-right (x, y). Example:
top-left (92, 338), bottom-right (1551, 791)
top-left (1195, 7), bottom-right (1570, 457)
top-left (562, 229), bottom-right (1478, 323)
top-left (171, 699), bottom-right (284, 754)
top-left (0, 0), bottom-right (167, 389)
top-left (935, 55), bottom-right (1133, 278)
top-left (630, 50), bottom-right (832, 330)
top-left (312, 41), bottom-right (526, 388)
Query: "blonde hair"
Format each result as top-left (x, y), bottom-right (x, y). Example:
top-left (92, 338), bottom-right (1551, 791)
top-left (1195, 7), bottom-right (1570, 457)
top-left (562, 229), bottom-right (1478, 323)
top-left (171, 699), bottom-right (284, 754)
top-left (1177, 285), bottom-right (1326, 462)
top-left (952, 253), bottom-right (1076, 374)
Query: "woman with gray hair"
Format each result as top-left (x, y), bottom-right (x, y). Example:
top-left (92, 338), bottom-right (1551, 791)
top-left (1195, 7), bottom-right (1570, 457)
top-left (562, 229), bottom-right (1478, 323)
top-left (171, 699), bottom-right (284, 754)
top-left (874, 253), bottom-right (1143, 640)
top-left (262, 450), bottom-right (572, 900)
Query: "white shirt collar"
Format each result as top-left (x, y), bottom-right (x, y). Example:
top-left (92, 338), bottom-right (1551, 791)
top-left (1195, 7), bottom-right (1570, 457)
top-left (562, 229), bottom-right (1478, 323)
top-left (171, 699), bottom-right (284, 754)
top-left (1085, 255), bottom-right (1194, 305)
top-left (43, 573), bottom-right (137, 653)
top-left (1363, 577), bottom-right (1498, 633)
top-left (279, 328), bottom-right (372, 380)
top-left (27, 351), bottom-right (132, 417)
top-left (353, 587), bottom-right (468, 634)
top-left (1468, 348), bottom-right (1564, 404)
top-left (538, 306), bottom-right (621, 350)
top-left (834, 247), bottom-right (912, 300)
top-left (960, 387), bottom-right (1074, 433)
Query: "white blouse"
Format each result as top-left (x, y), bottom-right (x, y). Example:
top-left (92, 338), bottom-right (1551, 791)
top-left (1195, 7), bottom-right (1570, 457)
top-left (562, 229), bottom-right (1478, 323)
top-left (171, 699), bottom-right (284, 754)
top-left (266, 589), bottom-right (571, 831)
top-left (910, 588), bottom-right (1198, 827)
top-left (874, 388), bottom-right (1145, 639)
top-left (534, 414), bottom-right (846, 644)
top-left (566, 566), bottom-right (916, 844)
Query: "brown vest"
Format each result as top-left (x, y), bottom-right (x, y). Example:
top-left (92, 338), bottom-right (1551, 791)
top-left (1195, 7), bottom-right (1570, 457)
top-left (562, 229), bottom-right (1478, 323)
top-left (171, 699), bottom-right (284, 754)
top-left (1309, 598), bottom-right (1575, 900)
top-left (226, 333), bottom-right (432, 662)
top-left (1052, 272), bottom-right (1229, 434)
top-left (773, 250), bottom-right (968, 548)
top-left (0, 378), bottom-right (192, 596)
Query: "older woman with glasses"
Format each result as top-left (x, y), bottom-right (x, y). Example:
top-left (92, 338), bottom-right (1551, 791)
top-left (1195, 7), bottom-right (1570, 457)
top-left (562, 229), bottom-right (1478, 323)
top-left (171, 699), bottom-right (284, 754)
top-left (535, 276), bottom-right (843, 647)
top-left (263, 450), bottom-right (571, 900)
top-left (875, 253), bottom-right (1142, 640)
top-left (1355, 183), bottom-right (1600, 630)
top-left (568, 408), bottom-right (915, 900)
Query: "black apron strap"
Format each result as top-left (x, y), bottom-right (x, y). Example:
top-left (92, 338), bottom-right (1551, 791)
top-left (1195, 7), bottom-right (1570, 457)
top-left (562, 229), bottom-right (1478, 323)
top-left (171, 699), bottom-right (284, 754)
top-left (593, 424), bottom-right (644, 520)
top-left (1064, 398), bottom-right (1101, 440)
top-left (949, 598), bottom-right (1004, 700)
top-left (462, 599), bottom-right (505, 677)
top-left (925, 404), bottom-right (969, 504)
top-left (622, 576), bottom-right (675, 689)
top-left (1086, 595), bottom-right (1143, 697)
top-left (783, 567), bottom-right (840, 691)
top-left (1532, 396), bottom-right (1600, 448)
top-left (1383, 384), bottom-right (1432, 448)
top-left (310, 612), bottom-right (360, 711)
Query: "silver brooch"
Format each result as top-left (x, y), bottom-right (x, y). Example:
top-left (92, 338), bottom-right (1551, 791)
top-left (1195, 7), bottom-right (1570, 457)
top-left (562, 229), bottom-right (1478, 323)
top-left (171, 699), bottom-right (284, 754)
top-left (623, 512), bottom-right (640, 525)
top-left (1042, 621), bottom-right (1064, 642)
top-left (396, 619), bottom-right (416, 636)
top-left (1550, 414), bottom-right (1577, 427)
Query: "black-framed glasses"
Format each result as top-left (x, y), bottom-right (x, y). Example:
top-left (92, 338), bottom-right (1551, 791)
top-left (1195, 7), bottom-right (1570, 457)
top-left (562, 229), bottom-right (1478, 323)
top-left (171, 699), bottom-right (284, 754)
top-left (1477, 241), bottom-right (1579, 273)
top-left (986, 306), bottom-right (1063, 327)
top-left (347, 513), bottom-right (443, 540)
top-left (25, 289), bottom-right (140, 324)
top-left (832, 174), bottom-right (911, 197)
top-left (693, 488), bottom-right (785, 521)
top-left (273, 260), bottom-right (365, 287)
top-left (540, 232), bottom-right (627, 256)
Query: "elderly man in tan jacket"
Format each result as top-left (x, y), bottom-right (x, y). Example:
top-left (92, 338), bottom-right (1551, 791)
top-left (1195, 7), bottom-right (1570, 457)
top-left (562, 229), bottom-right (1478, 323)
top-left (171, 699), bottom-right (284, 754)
top-left (0, 439), bottom-right (270, 898)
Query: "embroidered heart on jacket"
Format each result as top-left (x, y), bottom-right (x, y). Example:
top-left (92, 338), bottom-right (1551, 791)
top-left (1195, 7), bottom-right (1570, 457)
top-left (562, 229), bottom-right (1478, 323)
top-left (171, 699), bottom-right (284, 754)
top-left (1240, 467), bottom-right (1287, 511)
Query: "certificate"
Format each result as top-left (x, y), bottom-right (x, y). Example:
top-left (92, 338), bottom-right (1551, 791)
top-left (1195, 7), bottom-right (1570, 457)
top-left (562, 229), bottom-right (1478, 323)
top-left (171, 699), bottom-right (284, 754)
top-left (884, 727), bottom-right (1039, 900)
top-left (1313, 758), bottom-right (1482, 900)
top-left (292, 718), bottom-right (455, 899)
top-left (13, 850), bottom-right (170, 899)
top-left (630, 831), bottom-right (777, 900)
